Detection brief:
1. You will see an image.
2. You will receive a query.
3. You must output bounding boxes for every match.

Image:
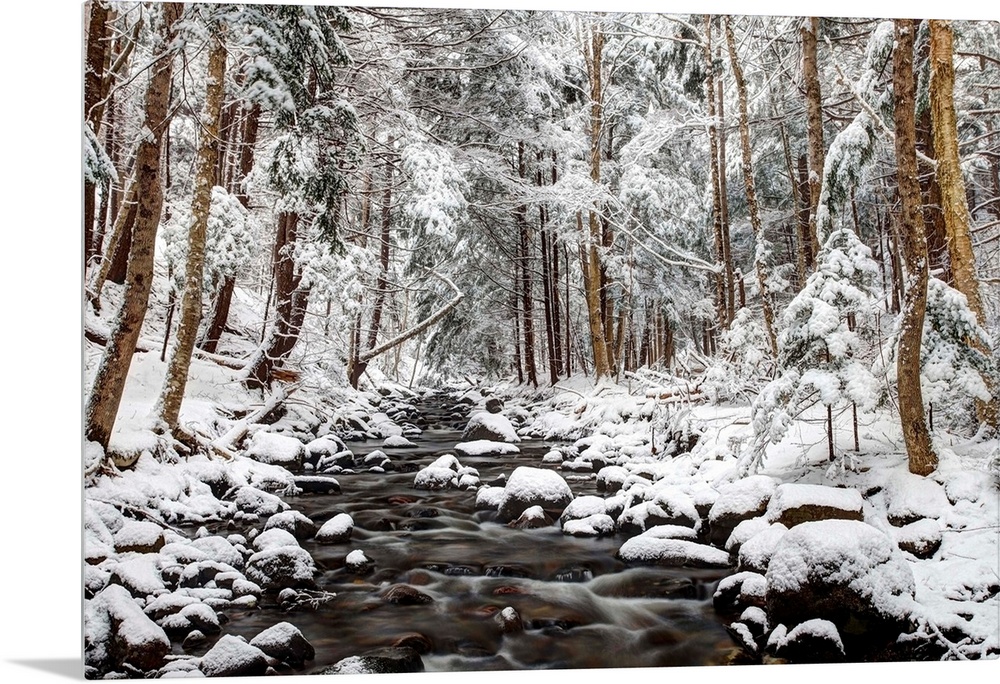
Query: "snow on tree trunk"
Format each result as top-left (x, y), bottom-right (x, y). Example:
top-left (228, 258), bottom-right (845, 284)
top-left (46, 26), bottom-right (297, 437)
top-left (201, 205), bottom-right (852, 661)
top-left (929, 19), bottom-right (998, 430)
top-left (892, 19), bottom-right (937, 476)
top-left (724, 16), bottom-right (778, 359)
top-left (158, 29), bottom-right (228, 432)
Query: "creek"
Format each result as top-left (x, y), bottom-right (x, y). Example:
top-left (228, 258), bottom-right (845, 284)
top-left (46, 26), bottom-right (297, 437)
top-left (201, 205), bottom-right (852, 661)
top-left (199, 394), bottom-right (738, 672)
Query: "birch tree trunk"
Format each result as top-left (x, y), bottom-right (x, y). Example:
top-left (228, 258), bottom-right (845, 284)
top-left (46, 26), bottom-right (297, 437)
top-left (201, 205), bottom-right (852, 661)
top-left (724, 16), bottom-right (778, 358)
top-left (929, 19), bottom-right (998, 429)
top-left (158, 29), bottom-right (227, 433)
top-left (893, 18), bottom-right (937, 475)
top-left (85, 2), bottom-right (183, 450)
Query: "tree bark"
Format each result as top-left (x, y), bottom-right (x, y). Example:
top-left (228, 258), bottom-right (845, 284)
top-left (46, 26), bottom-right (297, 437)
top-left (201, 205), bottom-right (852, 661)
top-left (583, 22), bottom-right (612, 378)
top-left (516, 142), bottom-right (538, 386)
top-left (704, 15), bottom-right (729, 329)
top-left (246, 212), bottom-right (310, 391)
top-left (802, 16), bottom-right (824, 256)
top-left (725, 17), bottom-right (778, 358)
top-left (158, 29), bottom-right (227, 432)
top-left (84, 1), bottom-right (111, 268)
top-left (929, 20), bottom-right (998, 429)
top-left (201, 103), bottom-right (261, 354)
top-left (85, 2), bottom-right (183, 450)
top-left (893, 18), bottom-right (937, 476)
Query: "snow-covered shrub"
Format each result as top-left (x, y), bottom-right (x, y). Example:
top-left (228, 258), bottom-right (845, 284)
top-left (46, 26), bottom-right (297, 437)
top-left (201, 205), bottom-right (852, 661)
top-left (877, 278), bottom-right (994, 432)
top-left (745, 228), bottom-right (879, 472)
top-left (703, 307), bottom-right (773, 402)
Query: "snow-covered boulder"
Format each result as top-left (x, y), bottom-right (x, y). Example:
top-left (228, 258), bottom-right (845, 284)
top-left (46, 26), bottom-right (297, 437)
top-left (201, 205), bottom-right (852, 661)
top-left (250, 621), bottom-right (315, 668)
top-left (246, 545), bottom-right (316, 591)
top-left (496, 467), bottom-right (573, 522)
top-left (559, 495), bottom-right (608, 525)
top-left (713, 571), bottom-right (767, 612)
top-left (475, 485), bottom-right (505, 512)
top-left (113, 520), bottom-right (165, 554)
top-left (292, 475), bottom-right (342, 495)
top-left (414, 466), bottom-right (458, 491)
top-left (736, 523), bottom-right (788, 574)
top-left (708, 475), bottom-right (778, 545)
top-left (199, 634), bottom-right (269, 677)
top-left (596, 465), bottom-right (629, 494)
top-left (345, 549), bottom-right (373, 574)
top-left (383, 435), bottom-right (417, 448)
top-left (232, 485), bottom-right (289, 517)
top-left (264, 510), bottom-right (317, 541)
top-left (765, 483), bottom-right (864, 528)
top-left (461, 411), bottom-right (520, 443)
top-left (561, 514), bottom-right (616, 537)
top-left (766, 619), bottom-right (845, 663)
top-left (86, 584), bottom-right (170, 674)
top-left (320, 646), bottom-right (424, 674)
top-left (253, 528), bottom-right (299, 552)
top-left (190, 535), bottom-right (244, 570)
top-left (724, 517), bottom-right (770, 557)
top-left (316, 513), bottom-right (354, 544)
top-left (617, 533), bottom-right (731, 568)
top-left (508, 505), bottom-right (553, 529)
top-left (246, 431), bottom-right (305, 469)
top-left (765, 520), bottom-right (915, 651)
top-left (454, 440), bottom-right (520, 457)
top-left (891, 518), bottom-right (942, 559)
top-left (883, 471), bottom-right (950, 526)
top-left (109, 555), bottom-right (167, 598)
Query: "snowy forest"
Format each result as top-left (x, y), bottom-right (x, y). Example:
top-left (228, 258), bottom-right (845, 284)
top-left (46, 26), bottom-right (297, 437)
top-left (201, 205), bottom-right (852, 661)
top-left (81, 1), bottom-right (999, 678)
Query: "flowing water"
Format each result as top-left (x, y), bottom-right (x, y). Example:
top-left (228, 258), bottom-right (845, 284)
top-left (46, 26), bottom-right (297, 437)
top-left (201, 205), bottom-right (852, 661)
top-left (209, 394), bottom-right (739, 673)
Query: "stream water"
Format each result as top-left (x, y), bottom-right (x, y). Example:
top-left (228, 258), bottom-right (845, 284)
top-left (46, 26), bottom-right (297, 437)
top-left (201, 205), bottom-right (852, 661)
top-left (203, 395), bottom-right (738, 673)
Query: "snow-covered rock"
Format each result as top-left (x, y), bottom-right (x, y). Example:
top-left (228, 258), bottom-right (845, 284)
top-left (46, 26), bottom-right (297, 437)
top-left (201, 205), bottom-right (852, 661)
top-left (316, 513), bottom-right (354, 544)
top-left (883, 471), bottom-right (950, 526)
top-left (246, 545), bottom-right (316, 591)
top-left (113, 520), bottom-right (165, 554)
top-left (561, 514), bottom-right (616, 537)
top-left (713, 571), bottom-right (767, 612)
top-left (475, 485), bottom-right (505, 512)
top-left (383, 435), bottom-right (417, 448)
top-left (891, 518), bottom-right (942, 559)
top-left (461, 411), bottom-right (521, 443)
top-left (508, 505), bottom-right (553, 529)
top-left (246, 431), bottom-right (305, 469)
top-left (264, 510), bottom-right (317, 540)
top-left (617, 533), bottom-right (731, 568)
top-left (708, 475), bottom-right (778, 545)
top-left (765, 520), bottom-right (915, 651)
top-left (737, 523), bottom-right (788, 574)
top-left (496, 467), bottom-right (573, 522)
top-left (232, 485), bottom-right (288, 517)
top-left (454, 440), bottom-right (520, 457)
top-left (345, 549), bottom-right (373, 574)
top-left (250, 621), bottom-right (315, 667)
top-left (765, 483), bottom-right (864, 527)
top-left (766, 619), bottom-right (845, 663)
top-left (199, 634), bottom-right (269, 677)
top-left (86, 584), bottom-right (170, 673)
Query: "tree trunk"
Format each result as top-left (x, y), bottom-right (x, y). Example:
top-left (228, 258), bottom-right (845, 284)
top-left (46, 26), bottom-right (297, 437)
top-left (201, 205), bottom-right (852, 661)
top-left (537, 153), bottom-right (558, 385)
top-left (85, 2), bottom-right (183, 450)
top-left (84, 1), bottom-right (111, 268)
top-left (349, 151), bottom-right (394, 388)
top-left (158, 30), bottom-right (227, 432)
top-left (549, 151), bottom-right (563, 377)
top-left (929, 19), bottom-right (998, 429)
top-left (516, 142), bottom-right (538, 386)
top-left (704, 15), bottom-right (729, 329)
top-left (201, 103), bottom-right (262, 353)
top-left (246, 212), bottom-right (309, 391)
top-left (893, 18), bottom-right (937, 476)
top-left (716, 46), bottom-right (735, 321)
top-left (583, 23), bottom-right (612, 378)
top-left (802, 16), bottom-right (824, 256)
top-left (725, 17), bottom-right (778, 358)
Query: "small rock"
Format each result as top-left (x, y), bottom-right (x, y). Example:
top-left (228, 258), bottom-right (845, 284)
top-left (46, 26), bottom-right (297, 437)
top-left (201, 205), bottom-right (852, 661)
top-left (316, 513), bottom-right (355, 544)
top-left (320, 646), bottom-right (424, 674)
top-left (264, 510), bottom-right (318, 541)
top-left (381, 584), bottom-right (434, 605)
top-left (346, 549), bottom-right (373, 574)
top-left (494, 606), bottom-right (523, 633)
